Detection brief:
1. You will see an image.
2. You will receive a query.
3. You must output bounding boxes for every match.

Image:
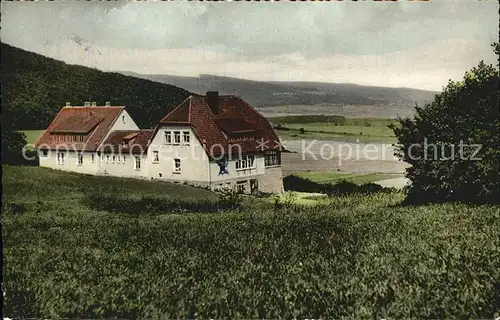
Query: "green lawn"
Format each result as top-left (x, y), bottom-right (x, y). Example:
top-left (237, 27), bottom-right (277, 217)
top-left (290, 171), bottom-right (404, 184)
top-left (3, 166), bottom-right (499, 319)
top-left (271, 116), bottom-right (399, 143)
top-left (19, 130), bottom-right (45, 145)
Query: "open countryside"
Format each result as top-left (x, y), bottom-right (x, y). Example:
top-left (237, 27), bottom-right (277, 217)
top-left (2, 1), bottom-right (499, 319)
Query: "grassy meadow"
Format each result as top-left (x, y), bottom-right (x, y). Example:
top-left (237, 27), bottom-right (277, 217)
top-left (3, 165), bottom-right (500, 318)
top-left (19, 130), bottom-right (45, 146)
top-left (269, 116), bottom-right (398, 143)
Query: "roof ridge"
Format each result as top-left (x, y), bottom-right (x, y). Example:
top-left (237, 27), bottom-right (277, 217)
top-left (62, 106), bottom-right (125, 108)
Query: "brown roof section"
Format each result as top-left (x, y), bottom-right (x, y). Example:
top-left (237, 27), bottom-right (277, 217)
top-left (35, 106), bottom-right (124, 151)
top-left (160, 94), bottom-right (281, 157)
top-left (98, 130), bottom-right (154, 154)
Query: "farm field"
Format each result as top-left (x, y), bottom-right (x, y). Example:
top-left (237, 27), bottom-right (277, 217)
top-left (289, 171), bottom-right (404, 184)
top-left (3, 165), bottom-right (499, 319)
top-left (19, 130), bottom-right (45, 145)
top-left (269, 116), bottom-right (398, 143)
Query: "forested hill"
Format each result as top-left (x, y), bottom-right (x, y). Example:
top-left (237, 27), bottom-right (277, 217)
top-left (1, 43), bottom-right (192, 130)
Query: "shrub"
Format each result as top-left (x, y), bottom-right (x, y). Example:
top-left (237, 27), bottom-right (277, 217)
top-left (390, 55), bottom-right (499, 204)
top-left (1, 129), bottom-right (27, 164)
top-left (284, 175), bottom-right (392, 196)
top-left (217, 187), bottom-right (243, 211)
top-left (83, 193), bottom-right (238, 215)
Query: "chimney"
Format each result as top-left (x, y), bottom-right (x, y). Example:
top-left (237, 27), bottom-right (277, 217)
top-left (206, 91), bottom-right (219, 114)
top-left (84, 101), bottom-right (90, 107)
top-left (105, 101), bottom-right (111, 106)
top-left (65, 102), bottom-right (71, 107)
top-left (91, 101), bottom-right (97, 106)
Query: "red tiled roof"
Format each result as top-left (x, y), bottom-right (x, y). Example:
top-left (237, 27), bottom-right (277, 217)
top-left (98, 130), bottom-right (154, 154)
top-left (160, 94), bottom-right (281, 157)
top-left (214, 118), bottom-right (260, 134)
top-left (50, 114), bottom-right (104, 133)
top-left (35, 106), bottom-right (124, 151)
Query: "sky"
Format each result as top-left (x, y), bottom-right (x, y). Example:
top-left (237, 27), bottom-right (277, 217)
top-left (1, 1), bottom-right (498, 91)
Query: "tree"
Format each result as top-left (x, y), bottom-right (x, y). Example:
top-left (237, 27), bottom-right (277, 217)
top-left (390, 45), bottom-right (499, 204)
top-left (1, 126), bottom-right (27, 164)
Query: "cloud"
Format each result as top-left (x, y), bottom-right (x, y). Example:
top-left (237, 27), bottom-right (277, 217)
top-left (1, 0), bottom-right (498, 90)
top-left (36, 37), bottom-right (497, 91)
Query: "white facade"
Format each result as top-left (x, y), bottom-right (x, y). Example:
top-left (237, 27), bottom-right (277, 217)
top-left (39, 110), bottom-right (284, 194)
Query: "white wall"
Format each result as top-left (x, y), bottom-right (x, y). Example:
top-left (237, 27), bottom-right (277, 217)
top-left (110, 109), bottom-right (139, 131)
top-left (98, 152), bottom-right (148, 178)
top-left (99, 110), bottom-right (140, 148)
top-left (209, 155), bottom-right (265, 182)
top-left (146, 125), bottom-right (210, 182)
top-left (39, 150), bottom-right (99, 174)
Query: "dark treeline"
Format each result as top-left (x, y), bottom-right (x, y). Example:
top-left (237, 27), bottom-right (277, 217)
top-left (1, 43), bottom-right (192, 130)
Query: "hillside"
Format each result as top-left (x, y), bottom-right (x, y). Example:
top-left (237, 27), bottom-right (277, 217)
top-left (1, 43), bottom-right (192, 130)
top-left (120, 72), bottom-right (438, 111)
top-left (4, 166), bottom-right (499, 318)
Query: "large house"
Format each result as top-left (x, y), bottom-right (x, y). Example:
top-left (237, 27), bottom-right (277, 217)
top-left (35, 92), bottom-right (284, 194)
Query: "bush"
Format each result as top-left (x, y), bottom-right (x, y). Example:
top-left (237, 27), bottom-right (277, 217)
top-left (1, 129), bottom-right (27, 164)
top-left (83, 193), bottom-right (239, 215)
top-left (217, 187), bottom-right (243, 210)
top-left (284, 175), bottom-right (391, 196)
top-left (390, 56), bottom-right (499, 204)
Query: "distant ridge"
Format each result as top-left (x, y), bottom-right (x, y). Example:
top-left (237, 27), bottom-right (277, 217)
top-left (120, 72), bottom-right (438, 114)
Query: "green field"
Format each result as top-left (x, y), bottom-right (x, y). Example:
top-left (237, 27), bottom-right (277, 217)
top-left (19, 130), bottom-right (45, 145)
top-left (270, 116), bottom-right (398, 143)
top-left (3, 166), bottom-right (499, 318)
top-left (289, 171), bottom-right (403, 184)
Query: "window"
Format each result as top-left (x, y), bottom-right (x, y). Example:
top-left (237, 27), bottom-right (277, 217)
top-left (40, 149), bottom-right (48, 157)
top-left (106, 155), bottom-right (110, 163)
top-left (112, 155), bottom-right (116, 163)
top-left (236, 181), bottom-right (247, 193)
top-left (152, 151), bottom-right (159, 163)
top-left (57, 152), bottom-right (65, 165)
top-left (235, 155), bottom-right (255, 170)
top-left (77, 153), bottom-right (84, 165)
top-left (91, 154), bottom-right (95, 162)
top-left (173, 131), bottom-right (181, 145)
top-left (122, 115), bottom-right (126, 124)
top-left (134, 156), bottom-right (141, 170)
top-left (173, 158), bottom-right (181, 173)
top-left (265, 151), bottom-right (281, 167)
top-left (183, 131), bottom-right (190, 145)
top-left (123, 155), bottom-right (126, 163)
top-left (101, 155), bottom-right (105, 162)
top-left (164, 131), bottom-right (172, 145)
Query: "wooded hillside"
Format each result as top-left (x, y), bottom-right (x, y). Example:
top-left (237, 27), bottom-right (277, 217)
top-left (1, 43), bottom-right (192, 130)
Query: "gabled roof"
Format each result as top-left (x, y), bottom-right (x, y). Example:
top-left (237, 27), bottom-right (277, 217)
top-left (160, 94), bottom-right (281, 157)
top-left (98, 130), bottom-right (154, 154)
top-left (35, 106), bottom-right (124, 151)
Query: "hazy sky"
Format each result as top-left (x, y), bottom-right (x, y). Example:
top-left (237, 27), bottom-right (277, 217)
top-left (1, 1), bottom-right (498, 90)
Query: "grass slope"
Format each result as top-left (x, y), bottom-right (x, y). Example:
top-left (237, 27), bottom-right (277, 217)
top-left (3, 166), bottom-right (500, 318)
